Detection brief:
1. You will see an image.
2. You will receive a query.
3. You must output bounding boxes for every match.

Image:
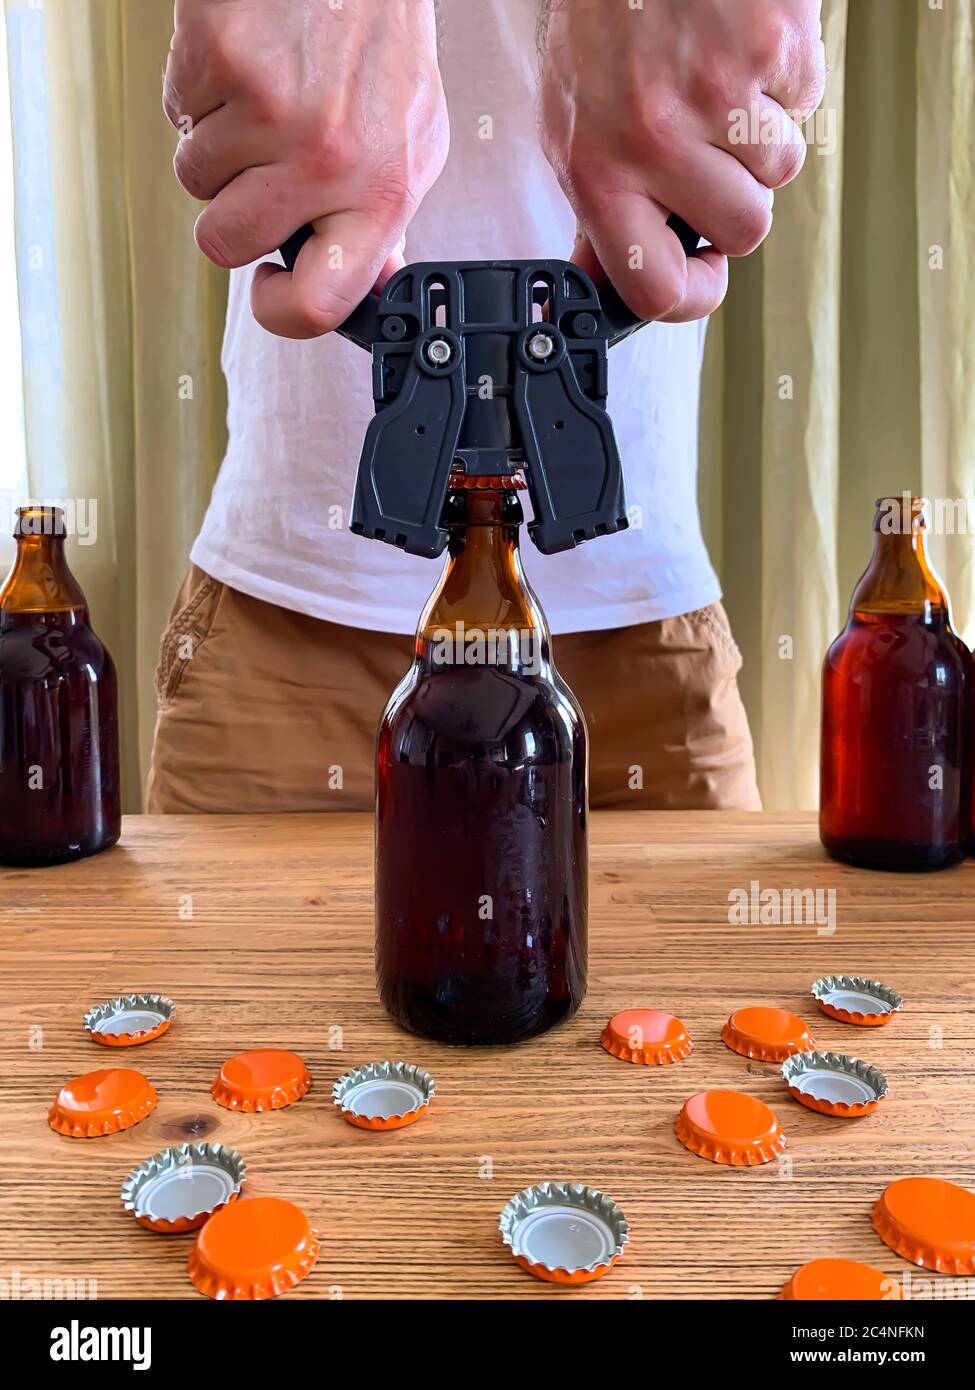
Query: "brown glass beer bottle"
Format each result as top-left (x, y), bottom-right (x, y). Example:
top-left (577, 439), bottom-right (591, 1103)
top-left (375, 473), bottom-right (588, 1043)
top-left (820, 495), bottom-right (972, 869)
top-left (0, 506), bottom-right (120, 865)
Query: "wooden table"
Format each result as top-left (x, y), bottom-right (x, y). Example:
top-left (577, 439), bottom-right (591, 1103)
top-left (2, 811), bottom-right (973, 1300)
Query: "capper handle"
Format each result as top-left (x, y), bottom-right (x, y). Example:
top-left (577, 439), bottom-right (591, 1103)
top-left (277, 214), bottom-right (702, 350)
top-left (277, 226), bottom-right (379, 350)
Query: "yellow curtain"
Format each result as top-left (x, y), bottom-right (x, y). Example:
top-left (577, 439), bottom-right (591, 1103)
top-left (5, 0), bottom-right (973, 810)
top-left (3, 0), bottom-right (225, 811)
top-left (701, 0), bottom-right (975, 808)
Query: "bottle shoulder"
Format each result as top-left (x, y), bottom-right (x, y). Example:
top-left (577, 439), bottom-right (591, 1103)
top-left (0, 612), bottom-right (116, 683)
top-left (380, 663), bottom-right (584, 754)
top-left (824, 615), bottom-right (973, 679)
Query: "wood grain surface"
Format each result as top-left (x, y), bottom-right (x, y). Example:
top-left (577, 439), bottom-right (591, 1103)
top-left (1, 811), bottom-right (973, 1301)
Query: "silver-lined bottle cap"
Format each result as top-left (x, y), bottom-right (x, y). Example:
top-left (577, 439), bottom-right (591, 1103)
top-left (332, 1061), bottom-right (435, 1130)
top-left (810, 975), bottom-right (902, 1025)
top-left (499, 1182), bottom-right (629, 1284)
top-left (781, 1051), bottom-right (889, 1117)
top-left (84, 993), bottom-right (175, 1047)
top-left (121, 1143), bottom-right (245, 1233)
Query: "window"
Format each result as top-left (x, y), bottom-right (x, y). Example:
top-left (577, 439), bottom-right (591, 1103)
top-left (0, 13), bottom-right (29, 566)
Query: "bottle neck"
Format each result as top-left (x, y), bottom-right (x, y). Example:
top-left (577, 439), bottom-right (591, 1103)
top-left (0, 532), bottom-right (87, 614)
top-left (416, 483), bottom-right (551, 675)
top-left (851, 502), bottom-right (949, 622)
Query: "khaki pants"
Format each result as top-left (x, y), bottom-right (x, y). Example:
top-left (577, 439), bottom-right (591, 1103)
top-left (147, 564), bottom-right (761, 813)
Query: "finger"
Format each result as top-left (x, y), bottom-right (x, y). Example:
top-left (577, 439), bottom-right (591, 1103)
top-left (573, 227), bottom-right (728, 324)
top-left (194, 165), bottom-right (348, 269)
top-left (164, 0), bottom-right (238, 129)
top-left (163, 44), bottom-right (224, 131)
top-left (573, 194), bottom-right (728, 323)
top-left (763, 22), bottom-right (827, 123)
top-left (173, 103), bottom-right (280, 202)
top-left (655, 248), bottom-right (728, 323)
top-left (251, 210), bottom-right (408, 338)
top-left (641, 143), bottom-right (775, 258)
top-left (722, 95), bottom-right (808, 190)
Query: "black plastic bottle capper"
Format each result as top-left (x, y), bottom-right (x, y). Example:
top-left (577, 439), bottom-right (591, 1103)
top-left (279, 216), bottom-right (701, 560)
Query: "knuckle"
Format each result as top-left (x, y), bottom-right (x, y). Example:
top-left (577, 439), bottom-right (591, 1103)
top-left (414, 109), bottom-right (450, 186)
top-left (295, 283), bottom-right (359, 337)
top-left (752, 10), bottom-right (793, 72)
top-left (302, 125), bottom-right (360, 183)
top-left (162, 87), bottom-right (179, 130)
top-left (768, 135), bottom-right (806, 188)
top-left (162, 69), bottom-right (186, 130)
top-left (369, 167), bottom-right (418, 222)
top-left (633, 88), bottom-right (684, 162)
top-left (757, 10), bottom-right (827, 120)
top-left (173, 138), bottom-right (209, 200)
top-left (794, 25), bottom-right (829, 101)
top-left (721, 198), bottom-right (773, 256)
top-left (792, 64), bottom-right (828, 123)
top-left (201, 17), bottom-right (245, 85)
top-left (689, 58), bottom-right (740, 124)
top-left (194, 213), bottom-right (238, 270)
top-left (563, 150), bottom-right (603, 201)
top-left (248, 77), bottom-right (290, 131)
top-left (626, 273), bottom-right (683, 323)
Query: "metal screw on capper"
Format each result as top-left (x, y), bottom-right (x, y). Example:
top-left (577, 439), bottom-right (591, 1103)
top-left (425, 337), bottom-right (453, 367)
top-left (527, 331), bottom-right (556, 362)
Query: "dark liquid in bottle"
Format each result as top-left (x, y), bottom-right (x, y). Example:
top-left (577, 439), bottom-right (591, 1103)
top-left (821, 611), bottom-right (970, 868)
top-left (375, 469), bottom-right (588, 1047)
top-left (376, 654), bottom-right (587, 1043)
top-left (820, 497), bottom-right (972, 870)
top-left (0, 608), bottom-right (120, 866)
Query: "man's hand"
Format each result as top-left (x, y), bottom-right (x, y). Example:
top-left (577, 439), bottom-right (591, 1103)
top-left (538, 0), bottom-right (826, 322)
top-left (164, 0), bottom-right (448, 338)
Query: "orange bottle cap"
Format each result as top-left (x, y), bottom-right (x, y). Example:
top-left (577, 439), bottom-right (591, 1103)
top-left (211, 1049), bottom-right (312, 1112)
top-left (48, 1067), bottom-right (157, 1138)
top-left (600, 1009), bottom-right (693, 1065)
top-left (332, 1061), bottom-right (435, 1130)
top-left (499, 1183), bottom-right (629, 1285)
top-left (872, 1177), bottom-right (975, 1275)
top-left (187, 1196), bottom-right (320, 1300)
top-left (722, 1006), bottom-right (815, 1062)
top-left (121, 1143), bottom-right (246, 1234)
top-left (84, 993), bottom-right (175, 1047)
top-left (448, 470), bottom-right (527, 491)
top-left (780, 1258), bottom-right (902, 1300)
top-left (781, 1051), bottom-right (888, 1117)
top-left (675, 1089), bottom-right (786, 1166)
top-left (811, 974), bottom-right (902, 1026)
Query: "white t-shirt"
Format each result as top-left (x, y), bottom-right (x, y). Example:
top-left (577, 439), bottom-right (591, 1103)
top-left (191, 0), bottom-right (720, 636)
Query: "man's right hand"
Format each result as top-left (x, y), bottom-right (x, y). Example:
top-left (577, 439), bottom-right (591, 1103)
top-left (164, 0), bottom-right (448, 339)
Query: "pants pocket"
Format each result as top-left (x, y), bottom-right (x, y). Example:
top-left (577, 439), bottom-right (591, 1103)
top-left (154, 569), bottom-right (224, 707)
top-left (684, 601), bottom-right (744, 674)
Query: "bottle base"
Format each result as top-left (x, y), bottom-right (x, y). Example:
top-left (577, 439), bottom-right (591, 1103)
top-left (379, 979), bottom-right (584, 1046)
top-left (0, 832), bottom-right (120, 869)
top-left (821, 836), bottom-right (966, 872)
